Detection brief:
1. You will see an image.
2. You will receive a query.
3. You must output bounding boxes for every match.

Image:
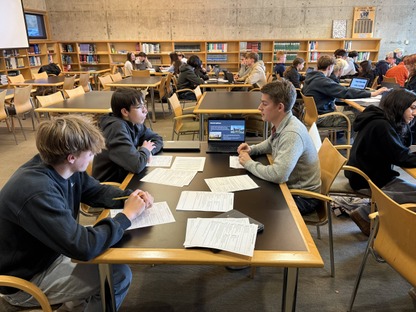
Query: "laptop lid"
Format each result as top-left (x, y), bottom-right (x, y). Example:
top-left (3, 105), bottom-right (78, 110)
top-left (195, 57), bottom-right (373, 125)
top-left (154, 65), bottom-right (161, 72)
top-left (381, 81), bottom-right (401, 90)
top-left (136, 62), bottom-right (147, 70)
top-left (207, 118), bottom-right (246, 144)
top-left (225, 72), bottom-right (234, 83)
top-left (349, 77), bottom-right (369, 90)
top-left (306, 67), bottom-right (314, 73)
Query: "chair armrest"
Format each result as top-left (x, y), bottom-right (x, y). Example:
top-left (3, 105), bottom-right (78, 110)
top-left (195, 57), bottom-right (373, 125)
top-left (341, 165), bottom-right (371, 181)
top-left (183, 106), bottom-right (197, 112)
top-left (290, 189), bottom-right (332, 202)
top-left (401, 203), bottom-right (416, 212)
top-left (173, 114), bottom-right (197, 120)
top-left (334, 144), bottom-right (352, 151)
top-left (176, 88), bottom-right (195, 94)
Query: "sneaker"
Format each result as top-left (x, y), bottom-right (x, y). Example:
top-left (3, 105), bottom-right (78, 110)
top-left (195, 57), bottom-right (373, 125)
top-left (349, 209), bottom-right (370, 236)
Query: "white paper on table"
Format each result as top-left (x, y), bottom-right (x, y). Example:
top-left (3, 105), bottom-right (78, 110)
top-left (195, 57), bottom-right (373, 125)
top-left (110, 201), bottom-right (175, 230)
top-left (204, 174), bottom-right (259, 193)
top-left (146, 155), bottom-right (173, 167)
top-left (350, 95), bottom-right (381, 103)
top-left (141, 168), bottom-right (198, 187)
top-left (229, 156), bottom-right (244, 169)
top-left (171, 156), bottom-right (206, 171)
top-left (176, 191), bottom-right (234, 212)
top-left (184, 217), bottom-right (257, 257)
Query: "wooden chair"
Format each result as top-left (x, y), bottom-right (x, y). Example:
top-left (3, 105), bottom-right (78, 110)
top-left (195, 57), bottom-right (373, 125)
top-left (176, 85), bottom-right (202, 108)
top-left (168, 93), bottom-right (199, 140)
top-left (64, 85), bottom-right (85, 98)
top-left (61, 75), bottom-right (76, 97)
top-left (153, 76), bottom-right (170, 118)
top-left (0, 90), bottom-right (18, 144)
top-left (0, 275), bottom-right (52, 312)
top-left (78, 73), bottom-right (92, 92)
top-left (110, 72), bottom-right (123, 82)
top-left (6, 85), bottom-right (38, 141)
top-left (266, 72), bottom-right (273, 83)
top-left (290, 138), bottom-right (347, 277)
top-left (165, 72), bottom-right (174, 96)
top-left (249, 87), bottom-right (261, 92)
top-left (98, 74), bottom-right (112, 91)
top-left (36, 91), bottom-right (65, 119)
top-left (348, 180), bottom-right (416, 311)
top-left (32, 71), bottom-right (48, 79)
top-left (7, 74), bottom-right (25, 84)
top-left (301, 93), bottom-right (351, 147)
top-left (132, 70), bottom-right (150, 77)
top-left (382, 75), bottom-right (397, 83)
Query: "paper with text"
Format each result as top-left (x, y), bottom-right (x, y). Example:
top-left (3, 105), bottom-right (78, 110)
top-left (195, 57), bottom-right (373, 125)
top-left (229, 156), bottom-right (244, 169)
top-left (184, 218), bottom-right (257, 257)
top-left (205, 175), bottom-right (259, 193)
top-left (171, 156), bottom-right (206, 171)
top-left (146, 155), bottom-right (173, 167)
top-left (176, 191), bottom-right (234, 212)
top-left (110, 201), bottom-right (175, 230)
top-left (141, 168), bottom-right (198, 187)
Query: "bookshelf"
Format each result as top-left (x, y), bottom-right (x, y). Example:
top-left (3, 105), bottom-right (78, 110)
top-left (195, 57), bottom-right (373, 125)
top-left (59, 41), bottom-right (110, 72)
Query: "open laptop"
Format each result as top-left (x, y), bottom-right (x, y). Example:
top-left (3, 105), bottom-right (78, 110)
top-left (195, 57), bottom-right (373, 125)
top-left (206, 118), bottom-right (246, 154)
top-left (349, 77), bottom-right (369, 90)
top-left (153, 65), bottom-right (161, 72)
top-left (136, 62), bottom-right (147, 70)
top-left (305, 67), bottom-right (314, 74)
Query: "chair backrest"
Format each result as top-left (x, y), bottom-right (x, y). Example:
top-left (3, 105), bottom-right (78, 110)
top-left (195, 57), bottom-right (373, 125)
top-left (13, 85), bottom-right (33, 114)
top-left (368, 180), bottom-right (416, 287)
top-left (171, 75), bottom-right (178, 90)
top-left (62, 75), bottom-right (76, 91)
top-left (266, 72), bottom-right (273, 83)
top-left (301, 93), bottom-right (319, 127)
top-left (8, 74), bottom-right (25, 84)
top-left (78, 73), bottom-right (91, 92)
top-left (308, 122), bottom-right (322, 152)
top-left (132, 69), bottom-right (150, 77)
top-left (64, 85), bottom-right (85, 98)
top-left (37, 91), bottom-right (64, 108)
top-left (32, 71), bottom-right (48, 80)
top-left (382, 75), bottom-right (397, 84)
top-left (110, 72), bottom-right (123, 82)
top-left (319, 138), bottom-right (347, 195)
top-left (98, 74), bottom-right (112, 90)
top-left (0, 90), bottom-right (7, 120)
top-left (165, 72), bottom-right (173, 95)
top-left (158, 76), bottom-right (167, 98)
top-left (194, 85), bottom-right (202, 101)
top-left (169, 93), bottom-right (184, 132)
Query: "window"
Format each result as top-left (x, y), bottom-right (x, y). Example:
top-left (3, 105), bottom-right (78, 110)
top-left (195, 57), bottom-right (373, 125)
top-left (25, 12), bottom-right (47, 39)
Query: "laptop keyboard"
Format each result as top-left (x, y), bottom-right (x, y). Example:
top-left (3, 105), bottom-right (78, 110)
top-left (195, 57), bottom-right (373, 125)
top-left (207, 143), bottom-right (240, 153)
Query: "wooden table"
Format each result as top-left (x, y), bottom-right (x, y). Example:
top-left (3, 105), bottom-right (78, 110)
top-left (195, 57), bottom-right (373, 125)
top-left (35, 91), bottom-right (113, 114)
top-left (201, 81), bottom-right (253, 92)
top-left (194, 91), bottom-right (266, 139)
top-left (63, 68), bottom-right (111, 89)
top-left (9, 75), bottom-right (79, 93)
top-left (107, 76), bottom-right (162, 123)
top-left (342, 97), bottom-right (381, 112)
top-left (86, 144), bottom-right (323, 312)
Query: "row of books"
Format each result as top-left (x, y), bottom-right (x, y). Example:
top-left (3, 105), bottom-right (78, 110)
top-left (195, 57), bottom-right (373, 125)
top-left (207, 43), bottom-right (228, 52)
top-left (207, 54), bottom-right (228, 62)
top-left (142, 43), bottom-right (161, 54)
top-left (62, 55), bottom-right (73, 64)
top-left (79, 54), bottom-right (100, 64)
top-left (357, 52), bottom-right (371, 61)
top-left (309, 52), bottom-right (321, 61)
top-left (273, 53), bottom-right (298, 62)
top-left (28, 44), bottom-right (41, 55)
top-left (0, 74), bottom-right (8, 85)
top-left (240, 41), bottom-right (262, 52)
top-left (344, 41), bottom-right (353, 51)
top-left (29, 56), bottom-right (42, 66)
top-left (79, 44), bottom-right (97, 54)
top-left (274, 42), bottom-right (301, 51)
top-left (174, 44), bottom-right (201, 52)
top-left (147, 57), bottom-right (162, 65)
top-left (61, 44), bottom-right (75, 53)
top-left (5, 57), bottom-right (25, 69)
top-left (309, 41), bottom-right (319, 50)
top-left (2, 49), bottom-right (21, 57)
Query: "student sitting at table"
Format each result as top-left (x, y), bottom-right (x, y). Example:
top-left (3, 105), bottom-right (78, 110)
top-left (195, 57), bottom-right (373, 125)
top-left (135, 52), bottom-right (153, 69)
top-left (273, 51), bottom-right (286, 78)
top-left (124, 51), bottom-right (136, 77)
top-left (329, 58), bottom-right (347, 83)
top-left (243, 52), bottom-right (267, 88)
top-left (302, 55), bottom-right (387, 132)
top-left (166, 51), bottom-right (182, 76)
top-left (357, 60), bottom-right (376, 87)
top-left (385, 56), bottom-right (409, 87)
top-left (283, 57), bottom-right (305, 88)
top-left (177, 55), bottom-right (206, 100)
top-left (0, 115), bottom-right (153, 311)
top-left (93, 88), bottom-right (163, 183)
top-left (346, 89), bottom-right (416, 236)
top-left (237, 80), bottom-right (321, 215)
top-left (405, 54), bottom-right (416, 93)
top-left (334, 49), bottom-right (356, 78)
top-left (234, 54), bottom-right (251, 81)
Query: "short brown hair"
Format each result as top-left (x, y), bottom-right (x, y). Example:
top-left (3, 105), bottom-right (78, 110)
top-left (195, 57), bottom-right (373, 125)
top-left (260, 80), bottom-right (296, 112)
top-left (317, 55), bottom-right (336, 70)
top-left (245, 52), bottom-right (259, 63)
top-left (36, 115), bottom-right (105, 165)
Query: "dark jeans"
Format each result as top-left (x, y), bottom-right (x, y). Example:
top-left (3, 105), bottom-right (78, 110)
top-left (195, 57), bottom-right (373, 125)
top-left (293, 195), bottom-right (321, 215)
top-left (178, 91), bottom-right (197, 101)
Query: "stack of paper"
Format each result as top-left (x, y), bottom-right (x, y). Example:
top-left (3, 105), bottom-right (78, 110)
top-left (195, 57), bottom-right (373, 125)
top-left (205, 175), bottom-right (259, 193)
top-left (184, 218), bottom-right (258, 257)
top-left (176, 191), bottom-right (234, 212)
top-left (141, 168), bottom-right (198, 187)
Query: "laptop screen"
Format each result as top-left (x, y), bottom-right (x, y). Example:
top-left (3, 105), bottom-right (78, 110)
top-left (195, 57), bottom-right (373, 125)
top-left (349, 77), bottom-right (369, 90)
top-left (208, 119), bottom-right (246, 142)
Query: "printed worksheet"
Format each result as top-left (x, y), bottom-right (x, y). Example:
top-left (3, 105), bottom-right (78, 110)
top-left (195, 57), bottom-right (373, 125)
top-left (229, 156), bottom-right (244, 169)
top-left (205, 175), bottom-right (259, 193)
top-left (171, 156), bottom-right (206, 171)
top-left (176, 191), bottom-right (234, 212)
top-left (146, 155), bottom-right (173, 167)
top-left (141, 168), bottom-right (198, 187)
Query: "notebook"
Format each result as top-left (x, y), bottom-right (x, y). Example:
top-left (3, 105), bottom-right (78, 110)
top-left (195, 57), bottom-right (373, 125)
top-left (215, 209), bottom-right (264, 232)
top-left (206, 118), bottom-right (246, 154)
top-left (349, 77), bottom-right (369, 90)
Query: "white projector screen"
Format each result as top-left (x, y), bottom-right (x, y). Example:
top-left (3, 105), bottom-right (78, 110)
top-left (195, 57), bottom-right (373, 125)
top-left (0, 0), bottom-right (29, 49)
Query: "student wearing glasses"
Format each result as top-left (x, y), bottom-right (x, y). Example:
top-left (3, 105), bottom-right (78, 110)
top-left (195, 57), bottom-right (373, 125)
top-left (93, 88), bottom-right (163, 183)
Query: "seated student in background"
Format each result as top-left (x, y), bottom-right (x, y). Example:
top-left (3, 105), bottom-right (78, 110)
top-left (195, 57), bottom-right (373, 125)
top-left (273, 51), bottom-right (286, 78)
top-left (177, 55), bottom-right (206, 100)
top-left (93, 88), bottom-right (163, 183)
top-left (385, 55), bottom-right (409, 87)
top-left (394, 47), bottom-right (404, 65)
top-left (234, 55), bottom-right (251, 81)
top-left (334, 49), bottom-right (356, 78)
top-left (283, 57), bottom-right (305, 88)
top-left (135, 52), bottom-right (153, 69)
top-left (177, 52), bottom-right (187, 63)
top-left (194, 57), bottom-right (209, 81)
top-left (375, 51), bottom-right (396, 84)
top-left (357, 60), bottom-right (376, 87)
top-left (124, 51), bottom-right (136, 76)
top-left (243, 52), bottom-right (267, 88)
top-left (166, 52), bottom-right (182, 76)
top-left (0, 115), bottom-right (153, 311)
top-left (238, 80), bottom-right (321, 215)
top-left (346, 89), bottom-right (416, 236)
top-left (348, 50), bottom-right (360, 72)
top-left (302, 55), bottom-right (387, 130)
top-left (328, 58), bottom-right (347, 83)
top-left (405, 54), bottom-right (416, 92)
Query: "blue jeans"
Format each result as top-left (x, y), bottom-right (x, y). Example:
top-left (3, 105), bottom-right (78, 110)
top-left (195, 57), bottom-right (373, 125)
top-left (2, 255), bottom-right (132, 311)
top-left (293, 195), bottom-right (321, 215)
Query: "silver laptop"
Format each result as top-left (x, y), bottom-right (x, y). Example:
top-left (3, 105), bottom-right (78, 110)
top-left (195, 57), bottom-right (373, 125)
top-left (206, 118), bottom-right (246, 154)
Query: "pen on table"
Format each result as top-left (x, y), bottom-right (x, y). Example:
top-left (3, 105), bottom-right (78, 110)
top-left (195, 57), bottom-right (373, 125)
top-left (112, 193), bottom-right (146, 200)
